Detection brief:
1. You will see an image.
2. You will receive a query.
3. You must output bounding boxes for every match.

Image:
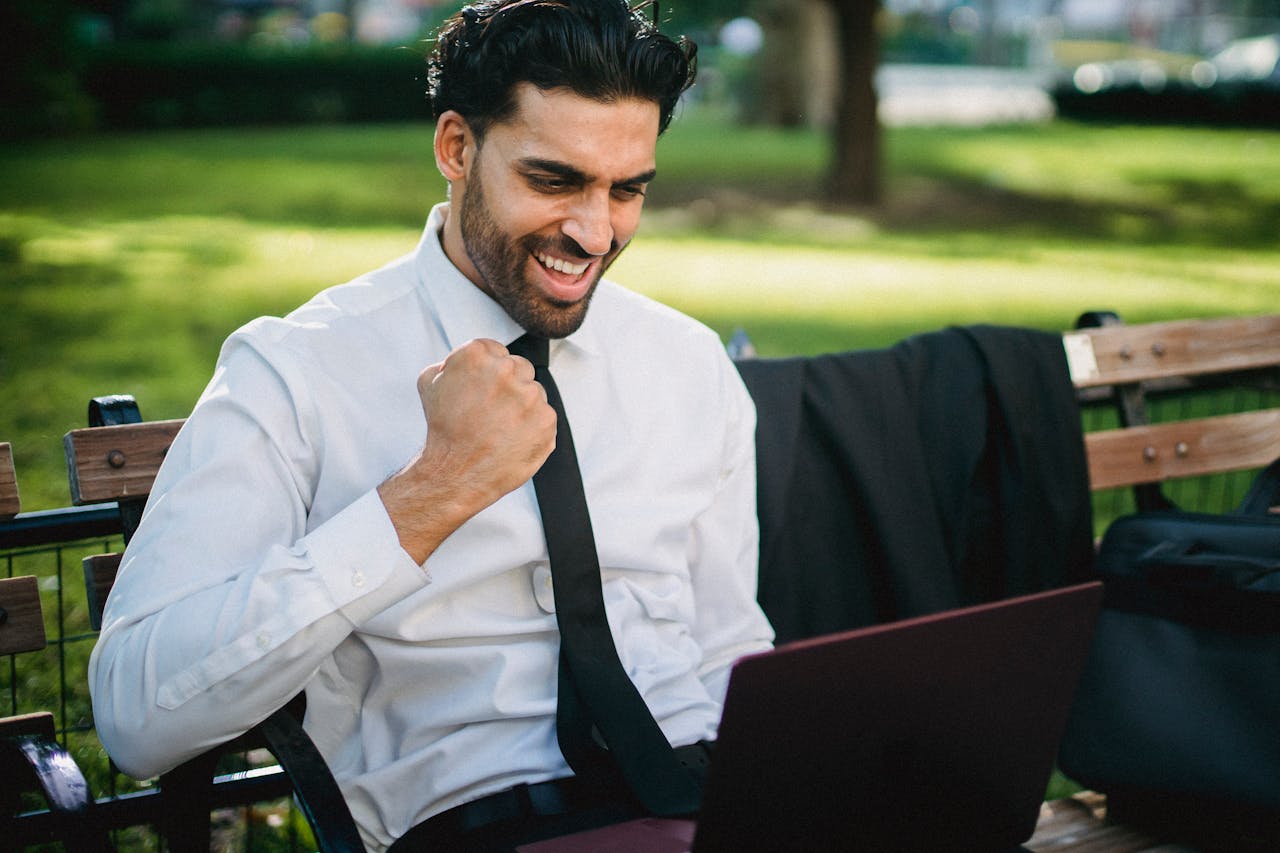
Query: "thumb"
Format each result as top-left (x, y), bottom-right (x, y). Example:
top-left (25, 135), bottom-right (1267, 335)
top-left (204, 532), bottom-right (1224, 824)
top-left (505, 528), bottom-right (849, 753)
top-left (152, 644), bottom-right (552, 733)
top-left (422, 360), bottom-right (445, 382)
top-left (416, 360), bottom-right (446, 396)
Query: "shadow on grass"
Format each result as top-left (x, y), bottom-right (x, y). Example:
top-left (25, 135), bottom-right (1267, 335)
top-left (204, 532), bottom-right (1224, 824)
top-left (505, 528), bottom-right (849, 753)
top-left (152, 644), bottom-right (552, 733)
top-left (883, 175), bottom-right (1280, 249)
top-left (648, 173), bottom-right (1280, 251)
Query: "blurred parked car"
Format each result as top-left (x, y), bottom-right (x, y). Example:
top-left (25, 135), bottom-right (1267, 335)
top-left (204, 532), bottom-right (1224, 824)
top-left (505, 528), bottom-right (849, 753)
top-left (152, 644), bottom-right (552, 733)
top-left (1052, 33), bottom-right (1279, 127)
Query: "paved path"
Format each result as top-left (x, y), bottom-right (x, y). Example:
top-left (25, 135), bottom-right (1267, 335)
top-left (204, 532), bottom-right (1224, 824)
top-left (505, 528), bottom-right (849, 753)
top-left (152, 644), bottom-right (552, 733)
top-left (878, 64), bottom-right (1057, 126)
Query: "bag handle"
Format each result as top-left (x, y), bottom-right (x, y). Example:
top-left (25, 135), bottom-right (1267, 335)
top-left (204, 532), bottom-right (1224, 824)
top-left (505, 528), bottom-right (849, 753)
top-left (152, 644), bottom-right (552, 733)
top-left (1106, 540), bottom-right (1280, 632)
top-left (1138, 540), bottom-right (1280, 589)
top-left (1236, 456), bottom-right (1280, 517)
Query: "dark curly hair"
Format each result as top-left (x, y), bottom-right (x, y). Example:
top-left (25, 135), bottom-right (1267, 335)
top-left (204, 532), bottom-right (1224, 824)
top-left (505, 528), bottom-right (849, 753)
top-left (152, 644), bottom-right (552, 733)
top-left (426, 0), bottom-right (697, 140)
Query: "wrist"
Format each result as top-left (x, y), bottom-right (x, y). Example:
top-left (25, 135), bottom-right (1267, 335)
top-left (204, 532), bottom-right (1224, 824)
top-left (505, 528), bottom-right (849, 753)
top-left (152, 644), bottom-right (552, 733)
top-left (376, 458), bottom-right (479, 565)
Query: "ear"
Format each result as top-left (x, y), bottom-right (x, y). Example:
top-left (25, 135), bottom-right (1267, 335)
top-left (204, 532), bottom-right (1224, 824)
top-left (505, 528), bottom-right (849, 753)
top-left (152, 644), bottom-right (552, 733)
top-left (434, 110), bottom-right (473, 183)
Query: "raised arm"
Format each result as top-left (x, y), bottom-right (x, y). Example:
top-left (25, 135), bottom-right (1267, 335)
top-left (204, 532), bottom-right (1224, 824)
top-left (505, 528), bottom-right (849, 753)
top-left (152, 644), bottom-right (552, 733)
top-left (89, 333), bottom-right (553, 779)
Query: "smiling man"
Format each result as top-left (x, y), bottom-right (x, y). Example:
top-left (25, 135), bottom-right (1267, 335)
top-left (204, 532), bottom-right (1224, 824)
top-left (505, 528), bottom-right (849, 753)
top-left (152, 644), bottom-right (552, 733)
top-left (88, 2), bottom-right (774, 851)
top-left (440, 83), bottom-right (658, 337)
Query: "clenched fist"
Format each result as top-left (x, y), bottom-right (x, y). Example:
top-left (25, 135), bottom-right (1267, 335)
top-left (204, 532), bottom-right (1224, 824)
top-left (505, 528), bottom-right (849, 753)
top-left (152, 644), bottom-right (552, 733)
top-left (378, 338), bottom-right (557, 564)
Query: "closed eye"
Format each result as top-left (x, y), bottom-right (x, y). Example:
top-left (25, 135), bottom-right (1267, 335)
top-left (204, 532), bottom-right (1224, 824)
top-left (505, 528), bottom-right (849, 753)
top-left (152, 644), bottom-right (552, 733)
top-left (612, 183), bottom-right (647, 201)
top-left (527, 174), bottom-right (577, 193)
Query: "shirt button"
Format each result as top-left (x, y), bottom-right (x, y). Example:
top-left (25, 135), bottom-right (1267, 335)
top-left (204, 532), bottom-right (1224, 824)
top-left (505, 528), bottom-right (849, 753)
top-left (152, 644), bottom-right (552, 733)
top-left (256, 632), bottom-right (271, 650)
top-left (532, 564), bottom-right (556, 613)
top-left (352, 570), bottom-right (366, 588)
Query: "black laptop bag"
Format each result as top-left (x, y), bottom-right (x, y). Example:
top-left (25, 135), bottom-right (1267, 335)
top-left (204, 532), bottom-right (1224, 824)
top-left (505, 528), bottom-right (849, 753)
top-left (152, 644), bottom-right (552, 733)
top-left (1059, 458), bottom-right (1280, 838)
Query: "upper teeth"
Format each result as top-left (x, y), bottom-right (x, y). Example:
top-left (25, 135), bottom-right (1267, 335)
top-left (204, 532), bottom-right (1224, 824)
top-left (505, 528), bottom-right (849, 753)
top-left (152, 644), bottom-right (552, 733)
top-left (537, 252), bottom-right (589, 276)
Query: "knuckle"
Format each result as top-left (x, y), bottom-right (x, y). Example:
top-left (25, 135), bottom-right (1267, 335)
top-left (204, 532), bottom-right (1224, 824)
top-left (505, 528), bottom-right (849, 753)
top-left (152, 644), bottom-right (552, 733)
top-left (456, 338), bottom-right (494, 364)
top-left (538, 405), bottom-right (558, 434)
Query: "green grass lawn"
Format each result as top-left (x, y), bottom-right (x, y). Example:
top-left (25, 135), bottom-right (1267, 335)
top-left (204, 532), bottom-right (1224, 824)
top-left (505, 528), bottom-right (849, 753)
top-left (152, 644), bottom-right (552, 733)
top-left (2, 113), bottom-right (1278, 509)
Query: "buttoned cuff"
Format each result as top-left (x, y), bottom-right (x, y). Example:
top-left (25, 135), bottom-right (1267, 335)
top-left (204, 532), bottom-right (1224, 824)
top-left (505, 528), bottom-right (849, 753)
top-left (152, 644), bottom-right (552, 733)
top-left (307, 489), bottom-right (432, 627)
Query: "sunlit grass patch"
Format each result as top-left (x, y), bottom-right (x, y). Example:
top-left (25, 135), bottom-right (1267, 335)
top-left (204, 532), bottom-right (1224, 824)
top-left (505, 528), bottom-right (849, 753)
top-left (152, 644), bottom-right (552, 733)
top-left (612, 235), bottom-right (1280, 354)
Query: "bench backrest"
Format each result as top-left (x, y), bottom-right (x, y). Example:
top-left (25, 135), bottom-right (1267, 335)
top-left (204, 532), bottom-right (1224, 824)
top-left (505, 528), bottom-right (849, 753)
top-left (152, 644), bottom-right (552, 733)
top-left (0, 451), bottom-right (54, 748)
top-left (1, 571), bottom-right (107, 850)
top-left (0, 573), bottom-right (57, 750)
top-left (1064, 314), bottom-right (1280, 505)
top-left (0, 450), bottom-right (42, 665)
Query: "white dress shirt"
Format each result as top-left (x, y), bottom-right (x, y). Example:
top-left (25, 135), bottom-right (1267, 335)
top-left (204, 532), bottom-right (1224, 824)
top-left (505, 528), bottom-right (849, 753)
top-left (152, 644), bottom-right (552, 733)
top-left (88, 204), bottom-right (775, 850)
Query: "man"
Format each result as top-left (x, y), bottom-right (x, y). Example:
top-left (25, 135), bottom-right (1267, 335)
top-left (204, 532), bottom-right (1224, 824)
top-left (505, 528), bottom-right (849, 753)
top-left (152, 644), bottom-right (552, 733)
top-left (88, 1), bottom-right (774, 850)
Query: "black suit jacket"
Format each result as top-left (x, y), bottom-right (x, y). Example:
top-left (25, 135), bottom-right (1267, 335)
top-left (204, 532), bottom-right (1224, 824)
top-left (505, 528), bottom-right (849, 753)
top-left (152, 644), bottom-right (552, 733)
top-left (736, 326), bottom-right (1095, 643)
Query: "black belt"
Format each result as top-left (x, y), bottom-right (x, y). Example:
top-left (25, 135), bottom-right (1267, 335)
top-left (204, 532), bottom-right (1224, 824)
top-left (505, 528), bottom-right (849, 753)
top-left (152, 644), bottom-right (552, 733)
top-left (390, 742), bottom-right (713, 852)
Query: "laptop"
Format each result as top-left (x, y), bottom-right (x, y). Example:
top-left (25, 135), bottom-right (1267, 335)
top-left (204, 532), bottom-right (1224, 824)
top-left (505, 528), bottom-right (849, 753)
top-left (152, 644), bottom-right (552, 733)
top-left (518, 581), bottom-right (1103, 853)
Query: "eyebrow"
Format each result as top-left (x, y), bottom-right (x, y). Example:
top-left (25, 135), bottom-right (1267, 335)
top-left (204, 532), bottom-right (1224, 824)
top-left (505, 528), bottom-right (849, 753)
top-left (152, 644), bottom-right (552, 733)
top-left (517, 157), bottom-right (657, 188)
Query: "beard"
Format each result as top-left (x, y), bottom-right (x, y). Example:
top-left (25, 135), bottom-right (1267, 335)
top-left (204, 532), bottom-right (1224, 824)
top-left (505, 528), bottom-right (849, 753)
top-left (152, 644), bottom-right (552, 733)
top-left (458, 168), bottom-right (619, 339)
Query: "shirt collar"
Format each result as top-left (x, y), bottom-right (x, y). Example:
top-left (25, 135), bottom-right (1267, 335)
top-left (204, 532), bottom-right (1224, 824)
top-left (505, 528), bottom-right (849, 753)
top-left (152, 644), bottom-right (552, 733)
top-left (414, 203), bottom-right (603, 359)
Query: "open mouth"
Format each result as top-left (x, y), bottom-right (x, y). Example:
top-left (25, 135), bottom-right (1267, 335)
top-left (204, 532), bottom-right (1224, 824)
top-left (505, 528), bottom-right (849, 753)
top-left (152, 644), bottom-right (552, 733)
top-left (534, 250), bottom-right (590, 278)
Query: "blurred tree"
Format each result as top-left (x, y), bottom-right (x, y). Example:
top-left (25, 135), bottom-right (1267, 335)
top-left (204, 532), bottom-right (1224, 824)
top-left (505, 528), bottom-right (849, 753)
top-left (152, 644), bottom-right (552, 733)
top-left (822, 0), bottom-right (881, 205)
top-left (661, 0), bottom-right (742, 37)
top-left (749, 0), bottom-right (810, 126)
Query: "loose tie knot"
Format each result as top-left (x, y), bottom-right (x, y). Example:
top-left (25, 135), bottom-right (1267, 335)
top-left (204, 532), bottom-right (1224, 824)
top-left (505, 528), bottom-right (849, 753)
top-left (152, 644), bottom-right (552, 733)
top-left (508, 333), bottom-right (549, 368)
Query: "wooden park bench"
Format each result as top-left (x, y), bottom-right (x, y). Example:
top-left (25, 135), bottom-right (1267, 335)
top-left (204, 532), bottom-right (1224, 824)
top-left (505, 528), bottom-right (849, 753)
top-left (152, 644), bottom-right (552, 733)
top-left (1, 444), bottom-right (109, 851)
top-left (1068, 312), bottom-right (1280, 513)
top-left (60, 312), bottom-right (1280, 851)
top-left (1026, 312), bottom-right (1280, 852)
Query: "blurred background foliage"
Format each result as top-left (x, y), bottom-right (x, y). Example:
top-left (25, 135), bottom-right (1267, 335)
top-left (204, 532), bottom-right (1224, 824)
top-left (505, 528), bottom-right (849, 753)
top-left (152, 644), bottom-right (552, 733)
top-left (4, 1), bottom-right (1278, 208)
top-left (5, 2), bottom-right (1279, 136)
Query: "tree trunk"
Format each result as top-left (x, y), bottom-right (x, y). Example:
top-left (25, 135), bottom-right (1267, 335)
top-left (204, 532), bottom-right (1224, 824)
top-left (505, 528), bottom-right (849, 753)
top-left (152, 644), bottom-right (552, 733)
top-left (750, 0), bottom-right (810, 127)
top-left (824, 0), bottom-right (881, 206)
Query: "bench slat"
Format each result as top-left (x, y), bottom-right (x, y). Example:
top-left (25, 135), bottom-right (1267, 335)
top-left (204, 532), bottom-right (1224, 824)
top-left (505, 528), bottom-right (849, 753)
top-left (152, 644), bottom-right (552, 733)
top-left (1066, 315), bottom-right (1280, 389)
top-left (64, 419), bottom-right (184, 505)
top-left (1026, 792), bottom-right (1184, 851)
top-left (83, 553), bottom-right (123, 631)
top-left (0, 442), bottom-right (19, 518)
top-left (1085, 408), bottom-right (1280, 491)
top-left (0, 575), bottom-right (47, 656)
top-left (0, 711), bottom-right (57, 740)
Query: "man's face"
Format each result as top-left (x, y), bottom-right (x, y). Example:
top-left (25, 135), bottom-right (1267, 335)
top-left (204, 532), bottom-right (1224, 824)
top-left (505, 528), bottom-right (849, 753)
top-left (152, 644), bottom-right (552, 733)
top-left (445, 84), bottom-right (661, 338)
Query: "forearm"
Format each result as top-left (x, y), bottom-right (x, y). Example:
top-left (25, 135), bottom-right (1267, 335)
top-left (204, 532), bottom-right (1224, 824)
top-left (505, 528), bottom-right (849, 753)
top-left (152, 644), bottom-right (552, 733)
top-left (90, 599), bottom-right (350, 779)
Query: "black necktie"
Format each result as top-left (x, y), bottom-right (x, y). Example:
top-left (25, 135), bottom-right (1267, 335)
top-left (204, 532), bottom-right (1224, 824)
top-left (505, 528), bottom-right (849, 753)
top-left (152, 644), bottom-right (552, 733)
top-left (508, 333), bottom-right (702, 816)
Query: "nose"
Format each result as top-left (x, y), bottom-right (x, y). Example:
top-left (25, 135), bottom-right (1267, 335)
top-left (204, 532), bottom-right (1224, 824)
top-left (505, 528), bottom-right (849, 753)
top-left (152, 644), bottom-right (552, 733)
top-left (561, 192), bottom-right (614, 257)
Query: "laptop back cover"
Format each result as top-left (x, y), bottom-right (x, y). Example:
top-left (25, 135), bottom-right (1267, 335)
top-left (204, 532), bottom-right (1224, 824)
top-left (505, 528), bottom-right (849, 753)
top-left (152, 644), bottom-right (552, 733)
top-left (692, 582), bottom-right (1103, 853)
